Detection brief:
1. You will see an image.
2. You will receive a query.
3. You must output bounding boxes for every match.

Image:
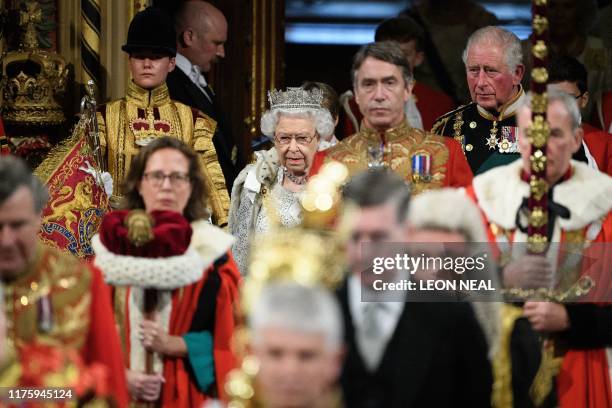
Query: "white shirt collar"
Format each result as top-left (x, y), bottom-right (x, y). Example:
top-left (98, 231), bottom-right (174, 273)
top-left (175, 52), bottom-right (208, 88)
top-left (348, 273), bottom-right (404, 328)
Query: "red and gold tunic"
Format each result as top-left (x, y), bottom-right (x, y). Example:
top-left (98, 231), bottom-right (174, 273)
top-left (98, 81), bottom-right (229, 226)
top-left (314, 120), bottom-right (473, 193)
top-left (3, 243), bottom-right (129, 407)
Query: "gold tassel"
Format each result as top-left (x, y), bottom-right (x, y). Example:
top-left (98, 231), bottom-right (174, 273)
top-left (530, 340), bottom-right (563, 407)
top-left (492, 304), bottom-right (524, 408)
top-left (124, 210), bottom-right (154, 247)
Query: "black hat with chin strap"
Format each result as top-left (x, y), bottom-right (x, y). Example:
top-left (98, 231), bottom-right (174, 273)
top-left (122, 7), bottom-right (177, 56)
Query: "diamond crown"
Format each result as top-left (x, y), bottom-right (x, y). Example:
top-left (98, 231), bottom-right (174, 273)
top-left (268, 87), bottom-right (324, 110)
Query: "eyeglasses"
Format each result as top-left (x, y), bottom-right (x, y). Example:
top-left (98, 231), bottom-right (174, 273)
top-left (274, 133), bottom-right (316, 146)
top-left (143, 171), bottom-right (190, 188)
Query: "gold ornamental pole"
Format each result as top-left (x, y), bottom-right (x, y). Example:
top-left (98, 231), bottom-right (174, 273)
top-left (526, 0), bottom-right (550, 254)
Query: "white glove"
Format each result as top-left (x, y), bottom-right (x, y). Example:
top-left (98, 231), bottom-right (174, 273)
top-left (100, 171), bottom-right (113, 197)
top-left (79, 161), bottom-right (114, 197)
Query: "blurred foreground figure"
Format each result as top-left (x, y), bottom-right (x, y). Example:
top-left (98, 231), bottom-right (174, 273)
top-left (249, 284), bottom-right (344, 408)
top-left (337, 169), bottom-right (492, 407)
top-left (0, 155), bottom-right (128, 407)
top-left (0, 283), bottom-right (118, 406)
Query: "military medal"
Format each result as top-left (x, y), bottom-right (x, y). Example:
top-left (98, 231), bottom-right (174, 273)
top-left (498, 126), bottom-right (519, 153)
top-left (37, 294), bottom-right (54, 333)
top-left (411, 153), bottom-right (431, 183)
top-left (486, 120), bottom-right (498, 150)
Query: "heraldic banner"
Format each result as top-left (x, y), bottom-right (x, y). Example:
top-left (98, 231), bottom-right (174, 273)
top-left (34, 134), bottom-right (109, 259)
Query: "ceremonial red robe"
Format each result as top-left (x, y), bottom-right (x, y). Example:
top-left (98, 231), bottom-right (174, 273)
top-left (466, 160), bottom-right (612, 408)
top-left (582, 123), bottom-right (612, 176)
top-left (97, 211), bottom-right (241, 407)
top-left (4, 243), bottom-right (129, 408)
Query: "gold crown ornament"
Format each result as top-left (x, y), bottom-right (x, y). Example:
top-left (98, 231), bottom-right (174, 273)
top-left (0, 1), bottom-right (69, 125)
top-left (267, 87), bottom-right (324, 110)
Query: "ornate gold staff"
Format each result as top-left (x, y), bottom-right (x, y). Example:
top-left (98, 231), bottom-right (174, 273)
top-left (80, 79), bottom-right (105, 172)
top-left (527, 0), bottom-right (550, 255)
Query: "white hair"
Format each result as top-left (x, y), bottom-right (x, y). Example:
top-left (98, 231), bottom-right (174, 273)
top-left (260, 109), bottom-right (335, 139)
top-left (408, 188), bottom-right (487, 242)
top-left (462, 26), bottom-right (523, 73)
top-left (249, 283), bottom-right (343, 350)
top-left (519, 87), bottom-right (582, 130)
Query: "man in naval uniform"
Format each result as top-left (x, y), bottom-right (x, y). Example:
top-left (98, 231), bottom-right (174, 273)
top-left (99, 7), bottom-right (229, 226)
top-left (431, 26), bottom-right (525, 175)
top-left (317, 41), bottom-right (473, 194)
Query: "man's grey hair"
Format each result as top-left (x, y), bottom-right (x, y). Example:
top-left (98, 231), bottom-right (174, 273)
top-left (462, 26), bottom-right (523, 73)
top-left (342, 168), bottom-right (411, 223)
top-left (260, 109), bottom-right (335, 139)
top-left (519, 87), bottom-right (582, 130)
top-left (0, 155), bottom-right (48, 213)
top-left (351, 41), bottom-right (413, 89)
top-left (250, 283), bottom-right (344, 350)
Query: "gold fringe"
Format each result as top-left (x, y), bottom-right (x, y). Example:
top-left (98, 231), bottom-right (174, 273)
top-left (33, 121), bottom-right (87, 184)
top-left (492, 304), bottom-right (524, 408)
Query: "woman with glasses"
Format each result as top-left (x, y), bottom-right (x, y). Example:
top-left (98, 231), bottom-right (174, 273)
top-left (229, 87), bottom-right (335, 274)
top-left (92, 136), bottom-right (241, 407)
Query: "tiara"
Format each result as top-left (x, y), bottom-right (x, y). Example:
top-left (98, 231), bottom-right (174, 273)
top-left (267, 87), bottom-right (324, 110)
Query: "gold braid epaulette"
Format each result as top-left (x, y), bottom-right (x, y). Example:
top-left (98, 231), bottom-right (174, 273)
top-left (431, 102), bottom-right (475, 135)
top-left (191, 112), bottom-right (230, 226)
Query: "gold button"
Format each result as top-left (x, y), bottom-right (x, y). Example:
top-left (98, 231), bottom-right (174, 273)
top-left (466, 144), bottom-right (473, 151)
top-left (469, 121), bottom-right (477, 129)
top-left (59, 278), bottom-right (69, 289)
top-left (30, 281), bottom-right (38, 291)
top-left (20, 296), bottom-right (29, 306)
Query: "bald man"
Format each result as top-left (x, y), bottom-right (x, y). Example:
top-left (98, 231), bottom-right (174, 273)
top-left (167, 1), bottom-right (242, 191)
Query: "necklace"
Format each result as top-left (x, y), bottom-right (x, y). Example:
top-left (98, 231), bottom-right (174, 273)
top-left (282, 167), bottom-right (308, 185)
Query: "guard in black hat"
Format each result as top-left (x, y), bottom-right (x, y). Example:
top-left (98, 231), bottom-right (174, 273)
top-left (122, 6), bottom-right (177, 57)
top-left (95, 5), bottom-right (230, 229)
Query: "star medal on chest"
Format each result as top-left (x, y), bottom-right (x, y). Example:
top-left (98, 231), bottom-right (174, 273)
top-left (486, 120), bottom-right (499, 150)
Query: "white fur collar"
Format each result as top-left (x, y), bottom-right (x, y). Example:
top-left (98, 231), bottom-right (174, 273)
top-left (94, 220), bottom-right (235, 288)
top-left (473, 160), bottom-right (612, 231)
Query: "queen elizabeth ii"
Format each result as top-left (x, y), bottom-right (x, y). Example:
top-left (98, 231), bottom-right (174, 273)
top-left (229, 87), bottom-right (335, 274)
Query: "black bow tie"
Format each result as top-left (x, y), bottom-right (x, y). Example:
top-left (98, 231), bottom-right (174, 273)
top-left (515, 193), bottom-right (571, 241)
